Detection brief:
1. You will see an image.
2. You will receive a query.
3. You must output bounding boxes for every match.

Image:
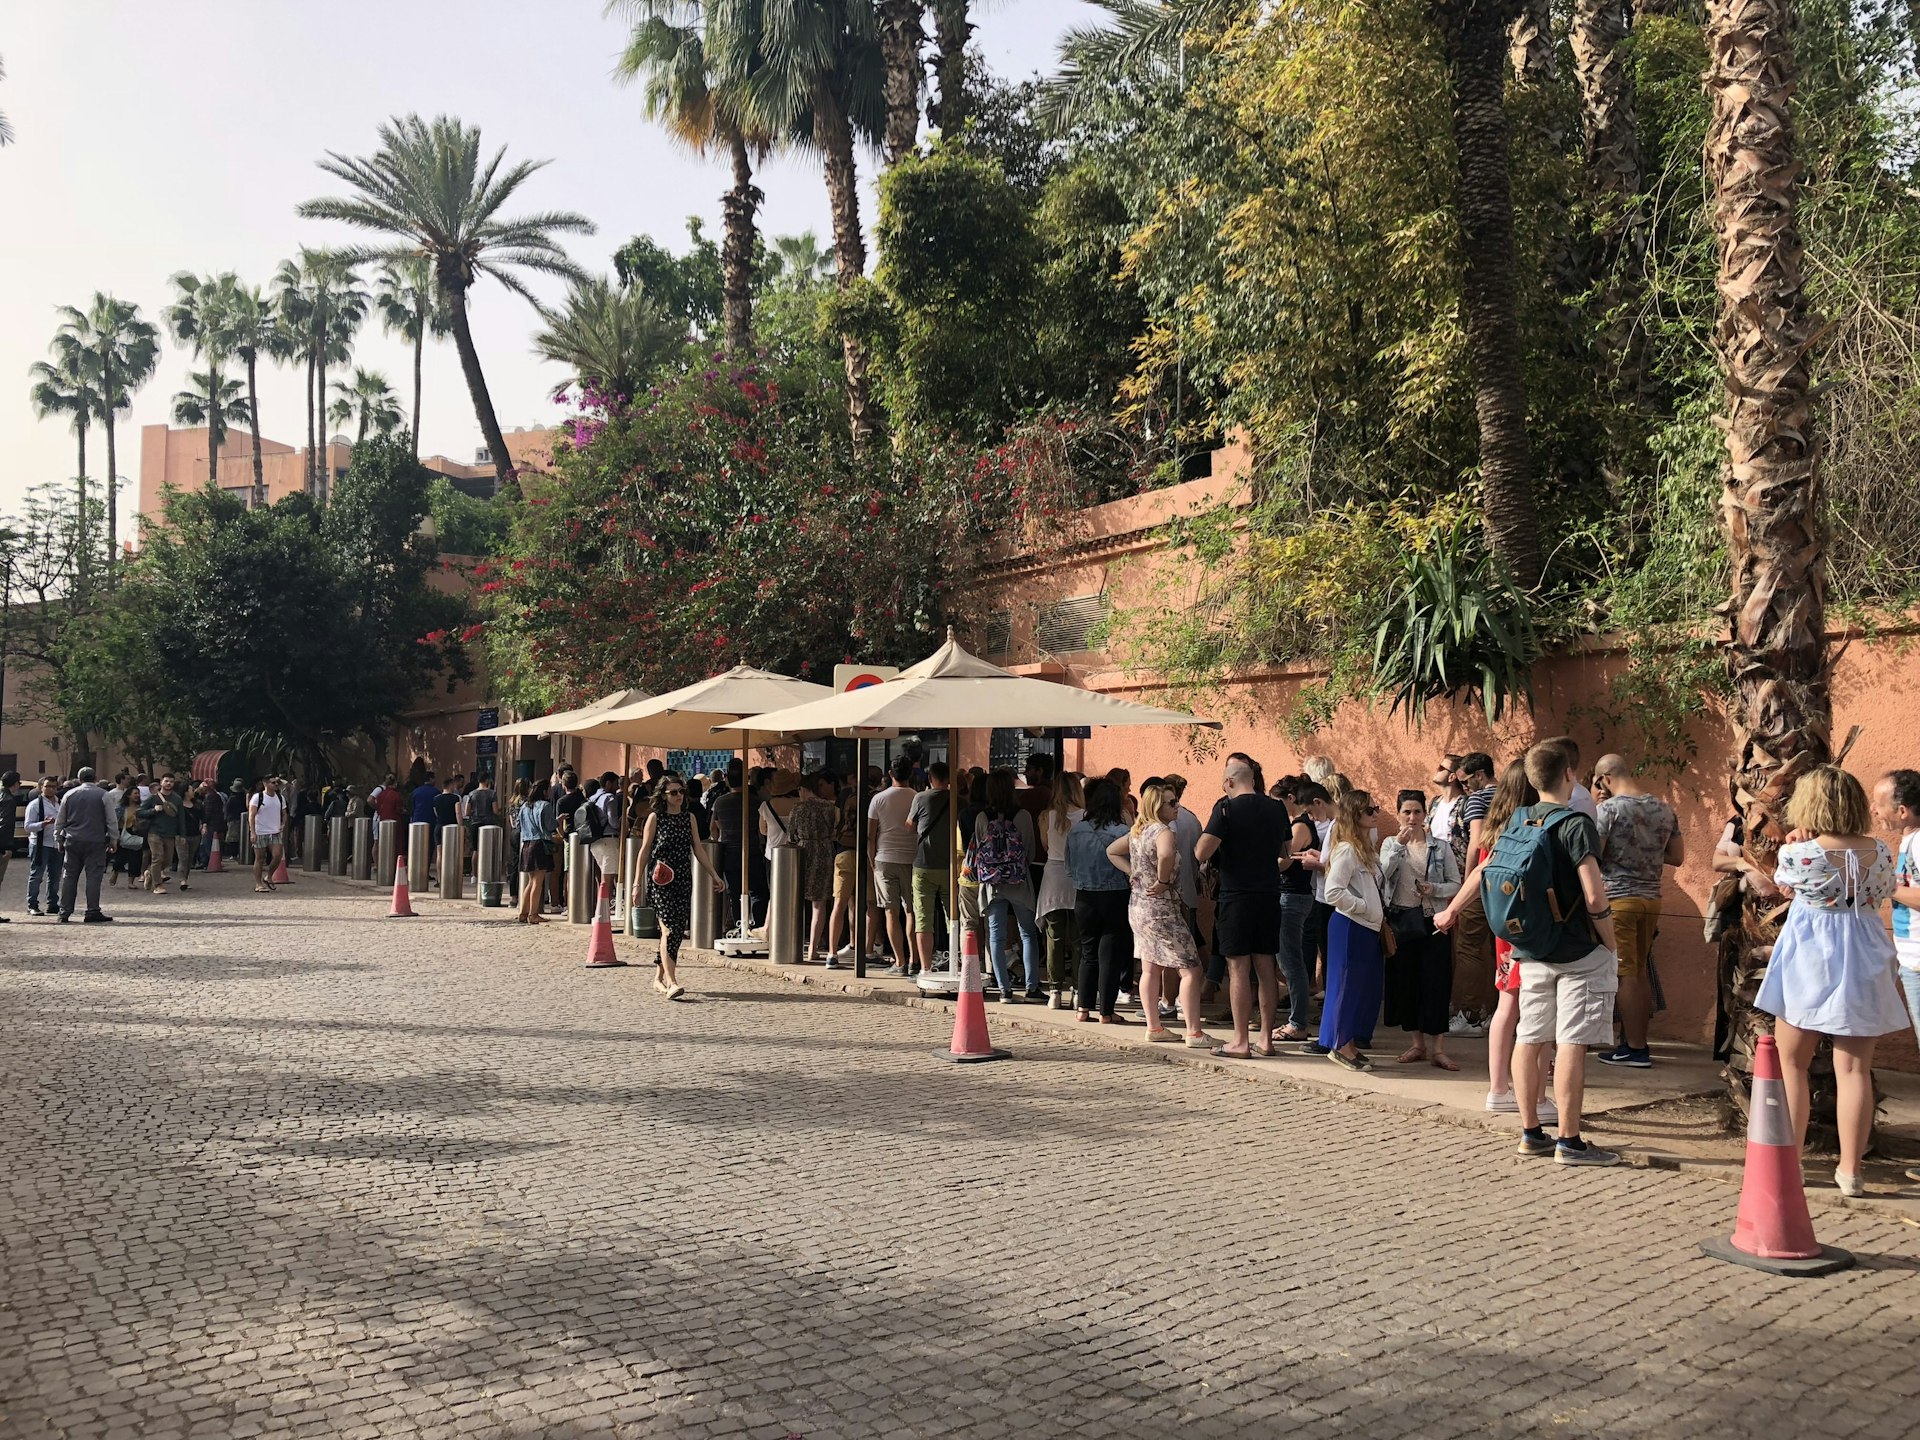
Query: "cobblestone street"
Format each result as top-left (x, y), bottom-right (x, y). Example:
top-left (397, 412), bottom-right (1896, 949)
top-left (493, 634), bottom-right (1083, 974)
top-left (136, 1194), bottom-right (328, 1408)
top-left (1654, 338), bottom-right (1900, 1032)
top-left (4, 869), bottom-right (1920, 1439)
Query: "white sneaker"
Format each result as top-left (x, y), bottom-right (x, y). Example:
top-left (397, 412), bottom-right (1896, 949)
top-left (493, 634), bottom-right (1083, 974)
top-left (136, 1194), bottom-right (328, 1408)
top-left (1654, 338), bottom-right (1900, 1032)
top-left (1449, 1010), bottom-right (1489, 1037)
top-left (1485, 1091), bottom-right (1519, 1113)
top-left (1836, 1171), bottom-right (1866, 1198)
top-left (1538, 1097), bottom-right (1559, 1124)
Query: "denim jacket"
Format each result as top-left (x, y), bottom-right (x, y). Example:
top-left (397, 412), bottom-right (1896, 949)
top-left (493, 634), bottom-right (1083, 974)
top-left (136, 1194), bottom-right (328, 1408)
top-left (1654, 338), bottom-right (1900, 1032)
top-left (1066, 820), bottom-right (1130, 893)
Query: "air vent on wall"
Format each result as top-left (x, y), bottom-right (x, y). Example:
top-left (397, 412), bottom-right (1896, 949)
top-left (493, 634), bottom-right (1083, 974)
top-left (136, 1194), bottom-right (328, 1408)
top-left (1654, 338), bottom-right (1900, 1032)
top-left (1035, 594), bottom-right (1111, 654)
top-left (982, 610), bottom-right (1013, 656)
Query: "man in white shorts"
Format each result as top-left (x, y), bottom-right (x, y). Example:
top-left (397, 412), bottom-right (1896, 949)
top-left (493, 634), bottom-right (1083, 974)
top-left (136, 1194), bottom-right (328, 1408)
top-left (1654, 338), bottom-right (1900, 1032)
top-left (868, 756), bottom-right (919, 977)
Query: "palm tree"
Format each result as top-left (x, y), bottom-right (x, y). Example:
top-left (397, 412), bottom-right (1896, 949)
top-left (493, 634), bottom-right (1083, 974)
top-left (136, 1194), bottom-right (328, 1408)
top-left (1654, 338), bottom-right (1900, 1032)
top-left (878, 0), bottom-right (925, 166)
top-left (1431, 0), bottom-right (1543, 589)
top-left (1037, 1), bottom-right (1238, 134)
top-left (1704, 0), bottom-right (1832, 1115)
top-left (52, 295), bottom-right (159, 578)
top-left (272, 251), bottom-right (366, 495)
top-left (534, 275), bottom-right (685, 398)
top-left (298, 114), bottom-right (594, 498)
top-left (164, 272), bottom-right (240, 486)
top-left (328, 368), bottom-right (404, 444)
top-left (1508, 0), bottom-right (1555, 81)
top-left (171, 372), bottom-right (252, 472)
top-left (372, 258), bottom-right (448, 456)
top-left (768, 231), bottom-right (835, 287)
top-left (1572, 0), bottom-right (1649, 436)
top-left (929, 0), bottom-right (972, 135)
top-left (611, 1), bottom-right (776, 359)
top-left (0, 54), bottom-right (14, 146)
top-left (714, 0), bottom-right (886, 446)
top-left (27, 340), bottom-right (101, 572)
top-left (217, 282), bottom-right (283, 508)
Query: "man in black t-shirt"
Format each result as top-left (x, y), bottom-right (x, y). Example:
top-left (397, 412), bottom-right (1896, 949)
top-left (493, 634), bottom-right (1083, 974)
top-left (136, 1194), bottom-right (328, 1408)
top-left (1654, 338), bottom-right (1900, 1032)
top-left (1194, 753), bottom-right (1293, 1058)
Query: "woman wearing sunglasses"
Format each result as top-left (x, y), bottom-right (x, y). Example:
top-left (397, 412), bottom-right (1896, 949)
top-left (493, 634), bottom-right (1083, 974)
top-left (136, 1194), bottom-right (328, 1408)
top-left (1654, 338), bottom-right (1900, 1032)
top-left (636, 777), bottom-right (725, 998)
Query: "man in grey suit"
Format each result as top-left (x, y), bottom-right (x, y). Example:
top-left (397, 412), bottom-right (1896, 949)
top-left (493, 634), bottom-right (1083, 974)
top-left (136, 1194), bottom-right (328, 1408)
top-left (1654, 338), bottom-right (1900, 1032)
top-left (55, 767), bottom-right (118, 924)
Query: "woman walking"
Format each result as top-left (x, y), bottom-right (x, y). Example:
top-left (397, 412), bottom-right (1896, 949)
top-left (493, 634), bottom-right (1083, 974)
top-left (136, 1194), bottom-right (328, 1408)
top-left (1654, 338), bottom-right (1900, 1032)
top-left (1756, 765), bottom-right (1911, 1196)
top-left (637, 776), bottom-right (723, 999)
top-left (786, 772), bottom-right (840, 964)
top-left (1381, 789), bottom-right (1464, 1069)
top-left (1320, 789), bottom-right (1386, 1071)
top-left (1112, 780), bottom-right (1209, 1046)
top-left (1037, 773), bottom-right (1085, 1008)
top-left (973, 769), bottom-right (1043, 1003)
top-left (515, 780), bottom-right (555, 925)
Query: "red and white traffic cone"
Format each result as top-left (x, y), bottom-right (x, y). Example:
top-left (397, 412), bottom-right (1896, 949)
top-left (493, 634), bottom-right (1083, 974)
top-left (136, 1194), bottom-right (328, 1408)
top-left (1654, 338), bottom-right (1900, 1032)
top-left (387, 858), bottom-right (416, 918)
top-left (272, 846), bottom-right (292, 885)
top-left (585, 877), bottom-right (625, 968)
top-left (938, 927), bottom-right (1010, 1063)
top-left (1700, 1034), bottom-right (1855, 1275)
top-left (207, 833), bottom-right (224, 873)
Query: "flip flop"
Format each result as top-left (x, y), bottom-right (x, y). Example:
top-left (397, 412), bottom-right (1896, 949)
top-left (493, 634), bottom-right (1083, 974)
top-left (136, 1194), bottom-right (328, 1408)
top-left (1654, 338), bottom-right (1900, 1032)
top-left (1210, 1046), bottom-right (1253, 1059)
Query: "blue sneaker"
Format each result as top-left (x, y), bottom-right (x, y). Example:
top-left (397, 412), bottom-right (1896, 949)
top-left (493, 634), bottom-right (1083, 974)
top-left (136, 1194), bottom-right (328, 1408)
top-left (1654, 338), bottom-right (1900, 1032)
top-left (1595, 1044), bottom-right (1630, 1064)
top-left (1598, 1046), bottom-right (1652, 1068)
top-left (1515, 1128), bottom-right (1556, 1158)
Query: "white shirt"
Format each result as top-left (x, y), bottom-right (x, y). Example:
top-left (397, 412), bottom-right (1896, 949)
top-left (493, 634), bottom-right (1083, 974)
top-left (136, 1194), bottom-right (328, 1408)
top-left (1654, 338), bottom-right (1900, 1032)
top-left (868, 785), bottom-right (917, 866)
top-left (1311, 817), bottom-right (1334, 902)
top-left (1429, 795), bottom-right (1458, 845)
top-left (1324, 841), bottom-right (1384, 931)
top-left (1570, 782), bottom-right (1599, 821)
top-left (252, 793), bottom-right (285, 834)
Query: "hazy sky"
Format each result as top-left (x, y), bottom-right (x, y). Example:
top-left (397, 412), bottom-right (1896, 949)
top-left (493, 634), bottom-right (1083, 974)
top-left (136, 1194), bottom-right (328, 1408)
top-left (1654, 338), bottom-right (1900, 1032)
top-left (0, 1), bottom-right (1102, 517)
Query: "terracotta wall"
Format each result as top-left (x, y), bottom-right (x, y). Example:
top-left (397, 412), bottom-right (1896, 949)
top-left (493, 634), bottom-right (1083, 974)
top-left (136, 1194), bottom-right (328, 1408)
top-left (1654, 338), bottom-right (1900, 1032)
top-left (966, 467), bottom-right (1920, 1068)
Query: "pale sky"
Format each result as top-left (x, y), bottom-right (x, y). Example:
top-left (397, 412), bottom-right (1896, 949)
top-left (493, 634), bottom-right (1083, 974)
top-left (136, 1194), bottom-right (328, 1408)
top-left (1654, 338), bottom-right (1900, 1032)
top-left (0, 0), bottom-right (1101, 518)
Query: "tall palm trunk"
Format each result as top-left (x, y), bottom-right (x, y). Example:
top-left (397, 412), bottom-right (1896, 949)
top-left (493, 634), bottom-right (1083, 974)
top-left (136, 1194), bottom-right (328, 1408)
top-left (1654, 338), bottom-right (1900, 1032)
top-left (444, 278), bottom-right (520, 498)
top-left (1437, 0), bottom-right (1543, 589)
top-left (315, 343), bottom-right (329, 498)
top-left (880, 0), bottom-right (925, 167)
top-left (930, 0), bottom-right (972, 135)
top-left (410, 320), bottom-right (425, 459)
top-left (815, 80), bottom-right (874, 451)
top-left (73, 418), bottom-right (90, 591)
top-left (1705, 0), bottom-right (1833, 1118)
top-left (101, 351), bottom-right (120, 579)
top-left (304, 348), bottom-right (318, 494)
top-left (1508, 0), bottom-right (1557, 82)
top-left (721, 130), bottom-right (761, 357)
top-left (206, 366), bottom-right (221, 485)
top-left (246, 350), bottom-right (267, 509)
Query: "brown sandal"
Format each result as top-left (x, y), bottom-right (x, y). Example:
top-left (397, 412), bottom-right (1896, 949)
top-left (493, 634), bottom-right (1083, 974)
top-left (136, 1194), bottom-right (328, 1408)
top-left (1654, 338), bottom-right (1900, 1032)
top-left (1430, 1053), bottom-right (1460, 1072)
top-left (1397, 1044), bottom-right (1427, 1064)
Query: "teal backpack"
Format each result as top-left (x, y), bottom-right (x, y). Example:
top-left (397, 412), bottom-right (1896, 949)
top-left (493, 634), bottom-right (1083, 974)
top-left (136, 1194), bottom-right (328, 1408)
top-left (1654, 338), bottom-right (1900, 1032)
top-left (1479, 805), bottom-right (1588, 960)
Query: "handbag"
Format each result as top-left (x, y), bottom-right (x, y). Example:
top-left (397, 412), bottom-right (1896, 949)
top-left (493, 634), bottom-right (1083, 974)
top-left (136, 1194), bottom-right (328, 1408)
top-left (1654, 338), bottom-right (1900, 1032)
top-left (1387, 903), bottom-right (1428, 949)
top-left (118, 829), bottom-right (146, 851)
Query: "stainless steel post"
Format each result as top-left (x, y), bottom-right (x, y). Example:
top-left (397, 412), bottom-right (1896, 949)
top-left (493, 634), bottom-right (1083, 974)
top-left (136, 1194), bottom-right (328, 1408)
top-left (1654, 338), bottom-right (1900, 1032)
top-left (328, 817), bottom-right (348, 875)
top-left (303, 814), bottom-right (323, 871)
top-left (477, 824), bottom-right (505, 907)
top-left (768, 845), bottom-right (800, 964)
top-left (375, 819), bottom-right (397, 885)
top-left (438, 825), bottom-right (465, 900)
top-left (567, 834), bottom-right (591, 923)
top-left (407, 822), bottom-right (431, 895)
top-left (623, 836), bottom-right (644, 935)
top-left (237, 824), bottom-right (253, 867)
top-left (691, 861), bottom-right (717, 950)
top-left (351, 817), bottom-right (373, 880)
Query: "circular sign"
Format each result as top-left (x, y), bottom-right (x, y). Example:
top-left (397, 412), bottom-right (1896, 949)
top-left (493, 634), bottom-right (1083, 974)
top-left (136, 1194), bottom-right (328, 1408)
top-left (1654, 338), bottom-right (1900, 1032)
top-left (845, 673), bottom-right (887, 691)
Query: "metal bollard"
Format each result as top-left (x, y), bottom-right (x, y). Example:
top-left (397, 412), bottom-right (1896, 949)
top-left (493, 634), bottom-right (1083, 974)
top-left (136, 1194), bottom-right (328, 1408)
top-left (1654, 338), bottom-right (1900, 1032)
top-left (768, 845), bottom-right (800, 964)
top-left (303, 814), bottom-right (323, 871)
top-left (623, 836), bottom-right (644, 935)
top-left (328, 817), bottom-right (348, 875)
top-left (376, 819), bottom-right (397, 885)
top-left (691, 862), bottom-right (717, 951)
top-left (476, 825), bottom-right (505, 906)
top-left (352, 817), bottom-right (373, 880)
top-left (237, 826), bottom-right (253, 866)
top-left (438, 824), bottom-right (465, 900)
top-left (408, 822), bottom-right (431, 895)
top-left (567, 834), bottom-right (592, 923)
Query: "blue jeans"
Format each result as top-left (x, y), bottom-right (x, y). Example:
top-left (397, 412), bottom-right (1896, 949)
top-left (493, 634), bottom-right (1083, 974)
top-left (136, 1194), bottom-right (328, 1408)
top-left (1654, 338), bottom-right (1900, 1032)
top-left (1278, 892), bottom-right (1316, 1030)
top-left (986, 896), bottom-right (1042, 995)
top-left (1899, 968), bottom-right (1920, 1042)
top-left (27, 844), bottom-right (63, 911)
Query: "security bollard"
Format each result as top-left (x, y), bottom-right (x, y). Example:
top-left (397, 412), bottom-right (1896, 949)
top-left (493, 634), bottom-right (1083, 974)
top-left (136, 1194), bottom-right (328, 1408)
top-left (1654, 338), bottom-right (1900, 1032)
top-left (303, 814), bottom-right (323, 871)
top-left (375, 819), bottom-right (397, 886)
top-left (567, 834), bottom-right (592, 923)
top-left (768, 845), bottom-right (800, 964)
top-left (407, 822), bottom-right (431, 896)
top-left (623, 836), bottom-right (644, 935)
top-left (476, 825), bottom-right (505, 906)
top-left (691, 861), bottom-right (717, 950)
top-left (329, 817), bottom-right (348, 876)
top-left (352, 817), bottom-right (373, 880)
top-left (438, 824), bottom-right (465, 900)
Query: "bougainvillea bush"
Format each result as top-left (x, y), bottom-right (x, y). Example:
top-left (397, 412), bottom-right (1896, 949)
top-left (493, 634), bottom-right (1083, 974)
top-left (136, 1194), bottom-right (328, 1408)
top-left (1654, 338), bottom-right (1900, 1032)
top-left (475, 361), bottom-right (1092, 711)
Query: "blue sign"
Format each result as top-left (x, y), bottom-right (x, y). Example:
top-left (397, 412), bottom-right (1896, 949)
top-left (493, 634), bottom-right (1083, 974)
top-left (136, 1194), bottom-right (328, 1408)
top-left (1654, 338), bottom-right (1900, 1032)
top-left (475, 737), bottom-right (499, 757)
top-left (477, 707), bottom-right (500, 731)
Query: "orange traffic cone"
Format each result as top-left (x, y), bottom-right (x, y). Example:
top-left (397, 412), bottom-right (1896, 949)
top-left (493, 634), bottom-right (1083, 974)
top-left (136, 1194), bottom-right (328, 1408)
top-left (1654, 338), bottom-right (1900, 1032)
top-left (938, 927), bottom-right (1010, 1063)
top-left (272, 847), bottom-right (292, 885)
top-left (207, 833), bottom-right (224, 873)
top-left (1700, 1035), bottom-right (1855, 1275)
top-left (585, 877), bottom-right (625, 968)
top-left (387, 858), bottom-right (416, 918)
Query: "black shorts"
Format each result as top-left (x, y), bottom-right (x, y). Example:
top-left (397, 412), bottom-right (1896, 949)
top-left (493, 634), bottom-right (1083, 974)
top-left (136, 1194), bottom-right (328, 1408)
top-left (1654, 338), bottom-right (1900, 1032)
top-left (1215, 890), bottom-right (1281, 958)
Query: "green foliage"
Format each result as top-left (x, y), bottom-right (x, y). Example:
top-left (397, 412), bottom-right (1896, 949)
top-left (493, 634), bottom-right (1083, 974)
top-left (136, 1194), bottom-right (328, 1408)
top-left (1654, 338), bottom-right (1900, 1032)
top-left (613, 218), bottom-right (730, 337)
top-left (427, 477), bottom-right (511, 558)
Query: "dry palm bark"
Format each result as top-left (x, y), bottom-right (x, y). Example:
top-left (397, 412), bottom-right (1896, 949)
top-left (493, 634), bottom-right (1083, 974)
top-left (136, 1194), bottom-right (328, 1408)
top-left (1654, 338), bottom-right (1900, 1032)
top-left (930, 0), bottom-right (973, 136)
top-left (1704, 0), bottom-right (1835, 1114)
top-left (814, 79), bottom-right (875, 451)
top-left (1438, 0), bottom-right (1545, 589)
top-left (879, 0), bottom-right (925, 169)
top-left (721, 131), bottom-right (760, 357)
top-left (1508, 0), bottom-right (1557, 83)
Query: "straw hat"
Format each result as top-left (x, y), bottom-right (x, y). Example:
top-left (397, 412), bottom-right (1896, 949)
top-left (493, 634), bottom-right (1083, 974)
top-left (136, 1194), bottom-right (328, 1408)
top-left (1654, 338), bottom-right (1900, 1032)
top-left (767, 768), bottom-right (802, 798)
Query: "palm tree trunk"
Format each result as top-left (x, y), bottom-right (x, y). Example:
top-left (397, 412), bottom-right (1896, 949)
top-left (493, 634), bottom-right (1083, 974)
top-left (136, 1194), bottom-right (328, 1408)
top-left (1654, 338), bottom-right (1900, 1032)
top-left (445, 280), bottom-right (520, 498)
top-left (815, 81), bottom-right (874, 451)
top-left (880, 0), bottom-right (925, 168)
top-left (206, 367), bottom-right (221, 485)
top-left (315, 348), bottom-right (328, 497)
top-left (1508, 0), bottom-right (1557, 82)
top-left (246, 351), bottom-right (267, 509)
top-left (411, 320), bottom-right (425, 459)
top-left (1706, 0), bottom-right (1834, 1122)
top-left (721, 131), bottom-right (761, 358)
top-left (930, 0), bottom-right (973, 136)
top-left (305, 349), bottom-right (318, 495)
top-left (102, 353), bottom-right (120, 581)
top-left (1437, 0), bottom-right (1543, 589)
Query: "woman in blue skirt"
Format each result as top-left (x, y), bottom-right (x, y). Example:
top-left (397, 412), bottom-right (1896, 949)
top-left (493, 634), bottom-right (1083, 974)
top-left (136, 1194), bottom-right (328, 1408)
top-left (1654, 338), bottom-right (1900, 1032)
top-left (1320, 788), bottom-right (1386, 1071)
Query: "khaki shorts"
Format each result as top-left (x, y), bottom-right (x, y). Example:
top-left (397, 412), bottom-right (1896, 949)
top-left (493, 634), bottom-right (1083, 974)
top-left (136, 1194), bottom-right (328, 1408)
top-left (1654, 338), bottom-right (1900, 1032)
top-left (873, 860), bottom-right (913, 913)
top-left (1516, 945), bottom-right (1619, 1047)
top-left (911, 866), bottom-right (947, 935)
top-left (1612, 895), bottom-right (1659, 980)
top-left (833, 849), bottom-right (857, 901)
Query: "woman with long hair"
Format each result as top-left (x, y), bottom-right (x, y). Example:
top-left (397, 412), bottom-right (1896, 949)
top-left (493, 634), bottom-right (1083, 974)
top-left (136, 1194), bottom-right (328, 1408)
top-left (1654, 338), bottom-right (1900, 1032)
top-left (1110, 780), bottom-right (1208, 1045)
top-left (1319, 789), bottom-right (1385, 1070)
top-left (1068, 781), bottom-right (1133, 1023)
top-left (1757, 765), bottom-right (1910, 1195)
top-left (636, 775), bottom-right (724, 998)
top-left (515, 779), bottom-right (555, 925)
top-left (785, 772), bottom-right (840, 965)
top-left (1381, 788), bottom-right (1464, 1069)
top-left (974, 768), bottom-right (1043, 1002)
top-left (1037, 773), bottom-right (1086, 1008)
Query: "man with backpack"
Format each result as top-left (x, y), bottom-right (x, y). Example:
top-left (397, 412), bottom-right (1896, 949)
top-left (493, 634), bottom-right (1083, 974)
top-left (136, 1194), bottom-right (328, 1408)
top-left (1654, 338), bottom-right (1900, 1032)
top-left (1481, 739), bottom-right (1622, 1167)
top-left (579, 772), bottom-right (623, 894)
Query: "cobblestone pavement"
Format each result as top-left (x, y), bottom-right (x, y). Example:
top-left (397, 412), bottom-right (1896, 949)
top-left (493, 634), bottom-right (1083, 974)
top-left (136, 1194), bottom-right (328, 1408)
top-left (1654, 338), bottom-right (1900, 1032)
top-left (5, 869), bottom-right (1920, 1440)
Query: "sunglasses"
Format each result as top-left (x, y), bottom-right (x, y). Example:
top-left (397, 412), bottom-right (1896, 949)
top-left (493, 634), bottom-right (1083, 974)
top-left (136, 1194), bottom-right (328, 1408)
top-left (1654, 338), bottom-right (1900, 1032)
top-left (1365, 806), bottom-right (1380, 816)
top-left (665, 789), bottom-right (686, 798)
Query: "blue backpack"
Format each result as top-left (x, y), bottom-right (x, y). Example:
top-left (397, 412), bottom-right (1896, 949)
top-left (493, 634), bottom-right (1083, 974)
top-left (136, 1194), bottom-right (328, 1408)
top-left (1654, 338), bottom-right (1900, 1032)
top-left (1479, 805), bottom-right (1588, 960)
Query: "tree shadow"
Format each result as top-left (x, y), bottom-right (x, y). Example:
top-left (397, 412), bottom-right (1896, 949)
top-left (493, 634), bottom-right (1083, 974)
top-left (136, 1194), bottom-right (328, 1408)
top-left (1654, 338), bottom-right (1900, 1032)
top-left (0, 953), bottom-right (375, 980)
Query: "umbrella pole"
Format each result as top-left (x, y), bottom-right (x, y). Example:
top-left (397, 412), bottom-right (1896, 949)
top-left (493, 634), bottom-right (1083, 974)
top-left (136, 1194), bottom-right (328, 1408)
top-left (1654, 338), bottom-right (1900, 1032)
top-left (739, 748), bottom-right (750, 938)
top-left (854, 738), bottom-right (868, 980)
top-left (950, 728), bottom-right (961, 974)
top-left (616, 743), bottom-right (631, 920)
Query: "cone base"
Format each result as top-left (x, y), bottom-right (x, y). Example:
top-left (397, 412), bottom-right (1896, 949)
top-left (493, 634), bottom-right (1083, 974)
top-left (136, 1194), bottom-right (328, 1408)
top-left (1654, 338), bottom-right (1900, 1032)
top-left (937, 1047), bottom-right (1012, 1063)
top-left (386, 913), bottom-right (417, 918)
top-left (1699, 1235), bottom-right (1855, 1277)
top-left (585, 960), bottom-right (629, 968)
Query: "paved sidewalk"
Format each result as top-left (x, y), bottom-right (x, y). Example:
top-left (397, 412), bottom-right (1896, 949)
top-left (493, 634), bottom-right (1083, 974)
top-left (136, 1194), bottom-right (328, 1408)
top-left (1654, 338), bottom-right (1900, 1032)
top-left (5, 868), bottom-right (1920, 1438)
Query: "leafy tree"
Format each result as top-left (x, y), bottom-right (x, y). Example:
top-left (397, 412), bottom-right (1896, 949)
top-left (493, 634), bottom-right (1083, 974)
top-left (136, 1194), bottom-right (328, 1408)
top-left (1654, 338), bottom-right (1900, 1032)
top-left (534, 275), bottom-right (685, 399)
top-left (298, 113), bottom-right (595, 497)
top-left (3, 485), bottom-right (110, 767)
top-left (328, 367), bottom-right (404, 443)
top-left (612, 219), bottom-right (730, 335)
top-left (372, 258), bottom-right (449, 458)
top-left (427, 477), bottom-right (511, 558)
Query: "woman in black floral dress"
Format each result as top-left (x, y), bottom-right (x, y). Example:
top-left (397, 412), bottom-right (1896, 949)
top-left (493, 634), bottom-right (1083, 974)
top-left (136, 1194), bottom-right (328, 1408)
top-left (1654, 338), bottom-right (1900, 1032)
top-left (636, 778), bottom-right (723, 998)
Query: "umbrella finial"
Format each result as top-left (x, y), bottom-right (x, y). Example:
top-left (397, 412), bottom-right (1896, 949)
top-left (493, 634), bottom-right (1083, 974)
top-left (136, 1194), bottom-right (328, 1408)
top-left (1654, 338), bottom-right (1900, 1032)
top-left (947, 625), bottom-right (957, 643)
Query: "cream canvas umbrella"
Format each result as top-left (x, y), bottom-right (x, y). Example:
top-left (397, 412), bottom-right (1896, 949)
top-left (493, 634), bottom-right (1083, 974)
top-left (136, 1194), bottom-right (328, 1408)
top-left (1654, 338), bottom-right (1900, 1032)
top-left (550, 666), bottom-right (836, 935)
top-left (717, 631), bottom-right (1220, 981)
top-left (461, 688), bottom-right (652, 740)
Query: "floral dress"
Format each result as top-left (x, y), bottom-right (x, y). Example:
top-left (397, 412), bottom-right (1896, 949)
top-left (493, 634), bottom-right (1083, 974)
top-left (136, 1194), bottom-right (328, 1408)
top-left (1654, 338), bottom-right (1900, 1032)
top-left (1755, 839), bottom-right (1909, 1037)
top-left (784, 797), bottom-right (837, 904)
top-left (1128, 822), bottom-right (1199, 970)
